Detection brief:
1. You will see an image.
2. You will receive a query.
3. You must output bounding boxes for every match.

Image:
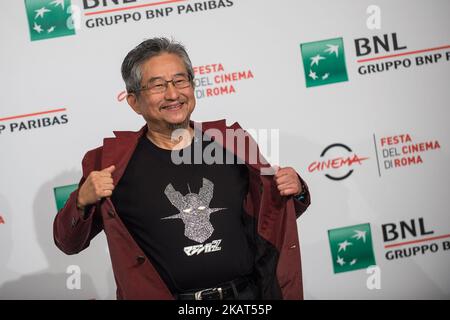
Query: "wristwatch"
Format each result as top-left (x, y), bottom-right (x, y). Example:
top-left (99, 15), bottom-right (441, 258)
top-left (294, 183), bottom-right (307, 202)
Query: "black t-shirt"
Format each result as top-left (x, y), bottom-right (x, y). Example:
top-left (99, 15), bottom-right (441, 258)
top-left (111, 133), bottom-right (254, 293)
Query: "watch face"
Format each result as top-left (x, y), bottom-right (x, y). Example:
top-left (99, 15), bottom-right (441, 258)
top-left (296, 185), bottom-right (307, 200)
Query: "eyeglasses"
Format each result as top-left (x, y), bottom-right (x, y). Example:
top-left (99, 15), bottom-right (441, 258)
top-left (137, 74), bottom-right (192, 94)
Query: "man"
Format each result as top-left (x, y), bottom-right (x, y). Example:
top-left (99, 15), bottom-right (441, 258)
top-left (53, 37), bottom-right (310, 300)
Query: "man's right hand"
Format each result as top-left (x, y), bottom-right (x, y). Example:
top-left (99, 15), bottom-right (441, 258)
top-left (77, 165), bottom-right (116, 210)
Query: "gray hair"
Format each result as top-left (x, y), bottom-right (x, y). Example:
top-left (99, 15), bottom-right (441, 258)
top-left (121, 37), bottom-right (194, 95)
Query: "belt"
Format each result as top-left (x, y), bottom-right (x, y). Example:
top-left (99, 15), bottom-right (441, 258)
top-left (177, 278), bottom-right (250, 300)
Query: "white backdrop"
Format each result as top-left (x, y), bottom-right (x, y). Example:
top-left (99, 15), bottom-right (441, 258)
top-left (1, 0), bottom-right (449, 299)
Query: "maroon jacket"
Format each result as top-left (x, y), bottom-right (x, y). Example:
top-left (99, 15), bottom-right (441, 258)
top-left (53, 119), bottom-right (310, 299)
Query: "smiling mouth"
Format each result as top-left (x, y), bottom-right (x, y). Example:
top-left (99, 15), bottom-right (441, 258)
top-left (161, 102), bottom-right (184, 111)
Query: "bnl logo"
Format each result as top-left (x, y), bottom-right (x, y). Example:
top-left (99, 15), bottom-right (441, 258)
top-left (328, 223), bottom-right (376, 274)
top-left (300, 37), bottom-right (348, 88)
top-left (24, 0), bottom-right (76, 41)
top-left (54, 184), bottom-right (78, 211)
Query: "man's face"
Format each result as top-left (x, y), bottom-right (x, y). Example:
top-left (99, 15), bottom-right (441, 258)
top-left (128, 53), bottom-right (196, 131)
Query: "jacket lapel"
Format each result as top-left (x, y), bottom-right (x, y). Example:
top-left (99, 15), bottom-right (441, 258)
top-left (101, 125), bottom-right (146, 185)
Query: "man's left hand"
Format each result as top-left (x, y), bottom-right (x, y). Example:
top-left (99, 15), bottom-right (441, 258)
top-left (274, 167), bottom-right (302, 197)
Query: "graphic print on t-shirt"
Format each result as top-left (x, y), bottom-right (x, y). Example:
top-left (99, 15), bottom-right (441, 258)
top-left (161, 178), bottom-right (226, 244)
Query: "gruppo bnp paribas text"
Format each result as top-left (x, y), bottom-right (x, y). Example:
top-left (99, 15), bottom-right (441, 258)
top-left (82, 0), bottom-right (234, 28)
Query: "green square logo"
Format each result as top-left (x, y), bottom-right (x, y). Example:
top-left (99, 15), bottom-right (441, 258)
top-left (300, 37), bottom-right (348, 88)
top-left (328, 223), bottom-right (376, 274)
top-left (53, 184), bottom-right (78, 211)
top-left (24, 0), bottom-right (76, 41)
